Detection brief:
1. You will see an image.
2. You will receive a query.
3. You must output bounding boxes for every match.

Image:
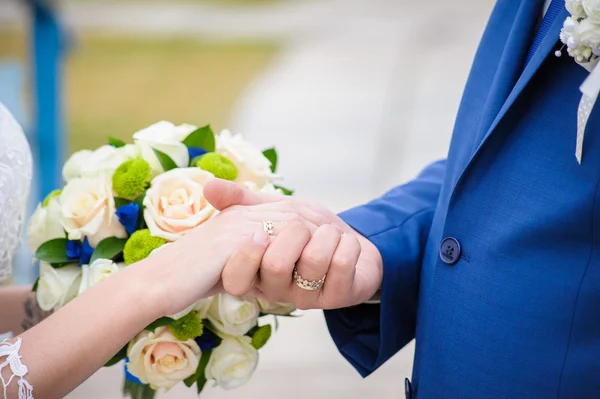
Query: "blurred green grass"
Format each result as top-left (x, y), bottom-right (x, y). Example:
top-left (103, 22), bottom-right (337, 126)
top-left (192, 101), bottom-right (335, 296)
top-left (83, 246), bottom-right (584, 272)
top-left (0, 31), bottom-right (278, 151)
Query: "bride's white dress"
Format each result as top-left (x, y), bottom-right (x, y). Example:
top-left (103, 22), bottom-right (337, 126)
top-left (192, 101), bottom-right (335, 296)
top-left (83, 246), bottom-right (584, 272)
top-left (0, 102), bottom-right (35, 398)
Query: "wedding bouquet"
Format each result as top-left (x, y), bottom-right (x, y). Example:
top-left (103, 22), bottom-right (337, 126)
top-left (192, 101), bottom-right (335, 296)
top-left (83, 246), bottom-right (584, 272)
top-left (26, 121), bottom-right (295, 398)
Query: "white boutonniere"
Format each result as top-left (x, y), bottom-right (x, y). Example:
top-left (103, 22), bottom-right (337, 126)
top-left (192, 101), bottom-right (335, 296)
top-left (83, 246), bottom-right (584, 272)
top-left (558, 0), bottom-right (600, 163)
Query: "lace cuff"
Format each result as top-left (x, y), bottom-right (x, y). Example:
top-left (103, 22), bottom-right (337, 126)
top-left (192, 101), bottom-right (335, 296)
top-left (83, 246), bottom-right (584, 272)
top-left (0, 338), bottom-right (33, 399)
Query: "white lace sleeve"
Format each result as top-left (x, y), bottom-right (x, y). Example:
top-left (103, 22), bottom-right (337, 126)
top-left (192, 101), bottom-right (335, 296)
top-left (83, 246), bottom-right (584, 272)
top-left (0, 338), bottom-right (33, 399)
top-left (0, 102), bottom-right (33, 283)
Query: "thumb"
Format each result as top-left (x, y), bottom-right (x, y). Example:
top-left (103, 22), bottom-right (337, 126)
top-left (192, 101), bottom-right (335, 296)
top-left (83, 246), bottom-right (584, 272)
top-left (203, 178), bottom-right (281, 210)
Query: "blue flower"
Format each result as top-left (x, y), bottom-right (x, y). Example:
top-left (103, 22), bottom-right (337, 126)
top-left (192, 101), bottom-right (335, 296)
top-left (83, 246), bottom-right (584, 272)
top-left (195, 328), bottom-right (220, 351)
top-left (116, 203), bottom-right (140, 235)
top-left (80, 238), bottom-right (94, 266)
top-left (66, 240), bottom-right (81, 261)
top-left (188, 146), bottom-right (208, 161)
top-left (67, 238), bottom-right (94, 266)
top-left (124, 358), bottom-right (142, 384)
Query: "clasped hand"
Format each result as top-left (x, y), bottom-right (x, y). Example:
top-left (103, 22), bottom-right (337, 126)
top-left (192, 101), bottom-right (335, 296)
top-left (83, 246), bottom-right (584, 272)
top-left (202, 180), bottom-right (383, 311)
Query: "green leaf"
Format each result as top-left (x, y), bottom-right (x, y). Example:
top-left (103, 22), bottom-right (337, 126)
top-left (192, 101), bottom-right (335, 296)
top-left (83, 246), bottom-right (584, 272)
top-left (195, 350), bottom-right (213, 394)
top-left (262, 148), bottom-right (278, 173)
top-left (108, 136), bottom-right (126, 148)
top-left (251, 324), bottom-right (272, 349)
top-left (133, 192), bottom-right (147, 230)
top-left (182, 125), bottom-right (215, 152)
top-left (184, 349), bottom-right (211, 387)
top-left (114, 197), bottom-right (131, 208)
top-left (144, 317), bottom-right (174, 332)
top-left (35, 238), bottom-right (69, 264)
top-left (91, 237), bottom-right (127, 264)
top-left (273, 185), bottom-right (294, 196)
top-left (105, 345), bottom-right (127, 367)
top-left (152, 148), bottom-right (178, 172)
top-left (31, 277), bottom-right (39, 292)
top-left (123, 379), bottom-right (156, 399)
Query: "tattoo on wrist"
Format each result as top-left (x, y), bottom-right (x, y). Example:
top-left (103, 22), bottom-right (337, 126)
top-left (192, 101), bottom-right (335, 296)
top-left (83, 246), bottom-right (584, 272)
top-left (20, 294), bottom-right (52, 331)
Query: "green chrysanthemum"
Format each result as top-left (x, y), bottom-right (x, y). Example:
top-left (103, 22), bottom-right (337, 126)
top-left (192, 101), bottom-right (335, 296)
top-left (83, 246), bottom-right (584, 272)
top-left (169, 312), bottom-right (204, 341)
top-left (43, 189), bottom-right (61, 207)
top-left (196, 153), bottom-right (238, 181)
top-left (112, 158), bottom-right (151, 199)
top-left (123, 229), bottom-right (166, 265)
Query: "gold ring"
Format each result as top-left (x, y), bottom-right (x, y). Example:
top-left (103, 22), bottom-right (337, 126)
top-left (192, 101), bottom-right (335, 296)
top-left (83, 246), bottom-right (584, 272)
top-left (263, 221), bottom-right (274, 236)
top-left (293, 268), bottom-right (326, 291)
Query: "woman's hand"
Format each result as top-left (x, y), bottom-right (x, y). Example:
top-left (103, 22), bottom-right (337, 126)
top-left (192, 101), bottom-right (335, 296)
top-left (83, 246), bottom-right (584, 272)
top-left (137, 204), bottom-right (317, 319)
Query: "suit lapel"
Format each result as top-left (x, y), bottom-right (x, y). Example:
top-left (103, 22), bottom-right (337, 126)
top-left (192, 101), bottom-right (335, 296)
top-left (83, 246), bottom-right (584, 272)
top-left (473, 0), bottom-right (546, 146)
top-left (473, 6), bottom-right (569, 155)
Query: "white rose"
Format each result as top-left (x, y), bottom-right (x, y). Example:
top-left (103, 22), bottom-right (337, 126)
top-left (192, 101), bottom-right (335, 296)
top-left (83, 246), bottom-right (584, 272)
top-left (576, 18), bottom-right (600, 50)
top-left (62, 149), bottom-right (93, 182)
top-left (207, 294), bottom-right (259, 336)
top-left (62, 145), bottom-right (138, 181)
top-left (78, 258), bottom-right (123, 295)
top-left (143, 167), bottom-right (216, 241)
top-left (127, 327), bottom-right (201, 390)
top-left (243, 181), bottom-right (284, 195)
top-left (584, 0), bottom-right (600, 23)
top-left (60, 174), bottom-right (127, 247)
top-left (256, 297), bottom-right (296, 315)
top-left (567, 0), bottom-right (587, 19)
top-left (27, 196), bottom-right (64, 253)
top-left (133, 121), bottom-right (191, 175)
top-left (194, 296), bottom-right (214, 319)
top-left (36, 262), bottom-right (82, 312)
top-left (205, 336), bottom-right (258, 390)
top-left (216, 130), bottom-right (278, 187)
top-left (168, 296), bottom-right (215, 320)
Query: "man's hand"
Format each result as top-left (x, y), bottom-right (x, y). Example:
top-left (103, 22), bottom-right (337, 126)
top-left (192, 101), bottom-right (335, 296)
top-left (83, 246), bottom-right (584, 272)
top-left (203, 179), bottom-right (383, 310)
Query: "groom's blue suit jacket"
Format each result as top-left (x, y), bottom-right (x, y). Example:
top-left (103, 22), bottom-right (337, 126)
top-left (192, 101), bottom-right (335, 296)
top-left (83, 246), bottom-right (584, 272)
top-left (325, 1), bottom-right (600, 397)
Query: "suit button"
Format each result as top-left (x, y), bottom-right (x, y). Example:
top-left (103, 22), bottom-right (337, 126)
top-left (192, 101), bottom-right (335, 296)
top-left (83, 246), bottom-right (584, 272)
top-left (405, 378), bottom-right (413, 399)
top-left (439, 237), bottom-right (461, 265)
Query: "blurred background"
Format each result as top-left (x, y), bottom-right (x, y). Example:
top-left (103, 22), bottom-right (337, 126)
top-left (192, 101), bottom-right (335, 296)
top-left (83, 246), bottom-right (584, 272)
top-left (0, 0), bottom-right (495, 397)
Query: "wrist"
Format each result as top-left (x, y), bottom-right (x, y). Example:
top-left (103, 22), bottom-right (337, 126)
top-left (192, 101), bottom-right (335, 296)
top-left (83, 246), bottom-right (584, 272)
top-left (120, 260), bottom-right (167, 322)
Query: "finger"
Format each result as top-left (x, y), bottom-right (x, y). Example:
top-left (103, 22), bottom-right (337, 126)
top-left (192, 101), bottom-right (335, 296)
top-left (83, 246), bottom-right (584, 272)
top-left (258, 222), bottom-right (311, 302)
top-left (204, 179), bottom-right (282, 210)
top-left (222, 230), bottom-right (270, 296)
top-left (293, 224), bottom-right (342, 308)
top-left (320, 232), bottom-right (361, 309)
top-left (242, 201), bottom-right (332, 228)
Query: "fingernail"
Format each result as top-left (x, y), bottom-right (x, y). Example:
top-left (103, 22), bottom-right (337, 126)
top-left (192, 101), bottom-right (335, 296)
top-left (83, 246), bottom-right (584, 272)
top-left (253, 230), bottom-right (269, 244)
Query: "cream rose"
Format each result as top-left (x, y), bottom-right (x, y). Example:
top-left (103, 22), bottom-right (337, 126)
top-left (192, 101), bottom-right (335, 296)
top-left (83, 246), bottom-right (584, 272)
top-left (62, 145), bottom-right (138, 182)
top-left (78, 258), bottom-right (123, 295)
top-left (36, 262), bottom-right (82, 312)
top-left (205, 336), bottom-right (258, 390)
top-left (568, 0), bottom-right (587, 19)
top-left (207, 294), bottom-right (259, 336)
top-left (60, 174), bottom-right (127, 247)
top-left (584, 0), bottom-right (600, 23)
top-left (216, 130), bottom-right (278, 187)
top-left (27, 196), bottom-right (65, 253)
top-left (143, 168), bottom-right (216, 241)
top-left (127, 327), bottom-right (201, 390)
top-left (133, 121), bottom-right (193, 175)
top-left (256, 297), bottom-right (296, 315)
